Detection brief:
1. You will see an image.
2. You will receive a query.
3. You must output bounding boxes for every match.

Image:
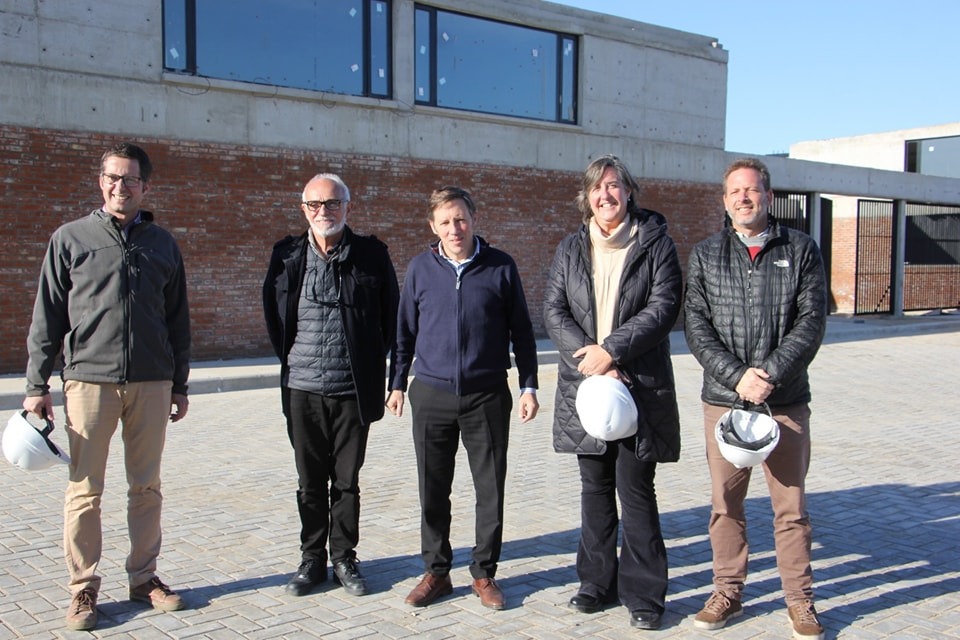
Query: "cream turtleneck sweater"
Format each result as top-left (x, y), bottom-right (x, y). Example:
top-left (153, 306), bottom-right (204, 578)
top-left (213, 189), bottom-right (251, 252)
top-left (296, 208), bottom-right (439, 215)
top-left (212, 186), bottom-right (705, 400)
top-left (589, 217), bottom-right (636, 344)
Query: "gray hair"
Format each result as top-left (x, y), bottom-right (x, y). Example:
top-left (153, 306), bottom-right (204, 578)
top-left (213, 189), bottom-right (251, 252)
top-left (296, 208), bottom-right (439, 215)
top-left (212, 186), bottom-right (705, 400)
top-left (302, 173), bottom-right (351, 201)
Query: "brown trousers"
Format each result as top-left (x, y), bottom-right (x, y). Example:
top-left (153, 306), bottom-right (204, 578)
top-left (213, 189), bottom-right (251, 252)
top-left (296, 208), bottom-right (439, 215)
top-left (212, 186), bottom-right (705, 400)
top-left (702, 401), bottom-right (815, 606)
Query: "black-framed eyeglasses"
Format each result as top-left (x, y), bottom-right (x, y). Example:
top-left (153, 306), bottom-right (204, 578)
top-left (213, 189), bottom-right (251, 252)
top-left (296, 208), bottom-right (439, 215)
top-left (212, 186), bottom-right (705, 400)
top-left (303, 199), bottom-right (344, 212)
top-left (102, 173), bottom-right (143, 188)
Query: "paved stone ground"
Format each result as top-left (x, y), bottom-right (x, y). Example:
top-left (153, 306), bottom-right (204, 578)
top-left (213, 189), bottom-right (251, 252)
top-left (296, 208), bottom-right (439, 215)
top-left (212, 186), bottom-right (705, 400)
top-left (2, 325), bottom-right (959, 638)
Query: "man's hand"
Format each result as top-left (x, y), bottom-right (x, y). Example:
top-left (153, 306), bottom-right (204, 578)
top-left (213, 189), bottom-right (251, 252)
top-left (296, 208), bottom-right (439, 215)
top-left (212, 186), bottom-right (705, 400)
top-left (23, 394), bottom-right (54, 421)
top-left (386, 390), bottom-right (404, 417)
top-left (735, 367), bottom-right (774, 405)
top-left (170, 393), bottom-right (189, 422)
top-left (518, 392), bottom-right (539, 423)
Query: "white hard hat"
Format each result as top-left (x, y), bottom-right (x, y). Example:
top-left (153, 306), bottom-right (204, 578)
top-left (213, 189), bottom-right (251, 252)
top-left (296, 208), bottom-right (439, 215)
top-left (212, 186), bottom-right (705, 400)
top-left (3, 410), bottom-right (71, 471)
top-left (714, 404), bottom-right (780, 469)
top-left (575, 375), bottom-right (638, 441)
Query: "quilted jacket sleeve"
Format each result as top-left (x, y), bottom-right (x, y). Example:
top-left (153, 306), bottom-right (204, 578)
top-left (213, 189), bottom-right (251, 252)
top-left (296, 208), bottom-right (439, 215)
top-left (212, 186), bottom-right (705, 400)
top-left (543, 235), bottom-right (592, 371)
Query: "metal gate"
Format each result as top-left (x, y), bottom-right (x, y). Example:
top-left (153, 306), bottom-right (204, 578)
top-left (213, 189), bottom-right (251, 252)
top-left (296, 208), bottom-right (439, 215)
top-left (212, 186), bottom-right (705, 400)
top-left (904, 205), bottom-right (960, 311)
top-left (855, 201), bottom-right (960, 314)
top-left (855, 200), bottom-right (894, 314)
top-left (771, 192), bottom-right (809, 233)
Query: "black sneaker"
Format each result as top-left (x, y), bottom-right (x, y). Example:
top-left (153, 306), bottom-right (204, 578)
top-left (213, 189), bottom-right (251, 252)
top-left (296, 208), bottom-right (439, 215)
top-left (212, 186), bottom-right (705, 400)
top-left (286, 559), bottom-right (327, 596)
top-left (332, 557), bottom-right (368, 596)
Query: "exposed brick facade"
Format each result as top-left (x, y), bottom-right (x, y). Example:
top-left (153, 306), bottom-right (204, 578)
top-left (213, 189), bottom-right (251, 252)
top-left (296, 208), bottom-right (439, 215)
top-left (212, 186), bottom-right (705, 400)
top-left (830, 216), bottom-right (858, 313)
top-left (0, 126), bottom-right (722, 374)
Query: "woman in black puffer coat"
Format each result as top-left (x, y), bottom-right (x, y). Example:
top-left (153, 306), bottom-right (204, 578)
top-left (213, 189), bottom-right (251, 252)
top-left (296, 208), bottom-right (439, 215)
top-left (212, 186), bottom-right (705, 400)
top-left (543, 155), bottom-right (683, 630)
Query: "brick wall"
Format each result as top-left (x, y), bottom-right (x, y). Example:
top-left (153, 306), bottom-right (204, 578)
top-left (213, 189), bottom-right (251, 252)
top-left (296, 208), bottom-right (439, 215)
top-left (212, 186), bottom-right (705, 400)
top-left (830, 216), bottom-right (858, 313)
top-left (0, 125), bottom-right (722, 374)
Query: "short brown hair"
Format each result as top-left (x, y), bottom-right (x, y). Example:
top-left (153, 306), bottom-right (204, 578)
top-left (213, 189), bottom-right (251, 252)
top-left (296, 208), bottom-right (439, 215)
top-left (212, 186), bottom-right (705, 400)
top-left (723, 157), bottom-right (771, 192)
top-left (101, 142), bottom-right (153, 182)
top-left (428, 186), bottom-right (476, 221)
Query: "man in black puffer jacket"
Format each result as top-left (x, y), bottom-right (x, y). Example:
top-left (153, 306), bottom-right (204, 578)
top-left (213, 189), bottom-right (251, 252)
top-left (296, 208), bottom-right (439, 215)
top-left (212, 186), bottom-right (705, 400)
top-left (684, 158), bottom-right (827, 640)
top-left (263, 173), bottom-right (399, 599)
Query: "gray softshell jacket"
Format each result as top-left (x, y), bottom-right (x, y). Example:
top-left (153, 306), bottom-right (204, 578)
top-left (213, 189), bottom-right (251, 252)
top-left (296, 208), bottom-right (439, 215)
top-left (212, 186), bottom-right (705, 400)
top-left (26, 209), bottom-right (191, 396)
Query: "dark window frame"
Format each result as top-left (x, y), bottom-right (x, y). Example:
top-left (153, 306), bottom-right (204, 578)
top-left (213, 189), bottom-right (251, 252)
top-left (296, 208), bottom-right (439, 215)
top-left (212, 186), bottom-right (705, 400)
top-left (414, 4), bottom-right (578, 124)
top-left (162, 0), bottom-right (393, 100)
top-left (904, 134), bottom-right (960, 179)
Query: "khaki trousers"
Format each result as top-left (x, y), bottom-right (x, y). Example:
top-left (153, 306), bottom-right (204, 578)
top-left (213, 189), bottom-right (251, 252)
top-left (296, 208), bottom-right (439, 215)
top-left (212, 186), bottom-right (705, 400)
top-left (702, 401), bottom-right (815, 606)
top-left (63, 380), bottom-right (172, 595)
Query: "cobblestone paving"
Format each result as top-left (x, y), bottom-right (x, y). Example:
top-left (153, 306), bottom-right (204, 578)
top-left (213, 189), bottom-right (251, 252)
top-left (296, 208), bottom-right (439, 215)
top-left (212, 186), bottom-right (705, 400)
top-left (2, 329), bottom-right (959, 638)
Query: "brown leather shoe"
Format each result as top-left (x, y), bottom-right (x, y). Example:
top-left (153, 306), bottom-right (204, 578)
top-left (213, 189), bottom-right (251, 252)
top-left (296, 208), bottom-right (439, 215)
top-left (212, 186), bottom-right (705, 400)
top-left (471, 577), bottom-right (505, 610)
top-left (404, 573), bottom-right (453, 607)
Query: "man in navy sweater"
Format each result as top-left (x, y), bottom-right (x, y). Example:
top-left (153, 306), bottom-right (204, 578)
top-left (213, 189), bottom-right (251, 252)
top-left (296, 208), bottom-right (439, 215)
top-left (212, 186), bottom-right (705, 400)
top-left (387, 186), bottom-right (539, 611)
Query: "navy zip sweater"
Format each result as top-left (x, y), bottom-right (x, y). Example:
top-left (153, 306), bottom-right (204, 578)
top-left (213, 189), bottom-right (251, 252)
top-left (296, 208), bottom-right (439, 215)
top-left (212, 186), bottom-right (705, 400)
top-left (391, 237), bottom-right (538, 395)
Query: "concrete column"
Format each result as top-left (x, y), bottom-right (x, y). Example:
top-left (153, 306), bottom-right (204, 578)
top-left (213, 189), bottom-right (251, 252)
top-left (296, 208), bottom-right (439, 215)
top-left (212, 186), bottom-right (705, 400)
top-left (809, 192), bottom-right (822, 246)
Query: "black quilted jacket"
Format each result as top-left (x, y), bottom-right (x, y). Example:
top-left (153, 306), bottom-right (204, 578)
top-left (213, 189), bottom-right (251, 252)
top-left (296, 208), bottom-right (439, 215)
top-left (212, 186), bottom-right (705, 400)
top-left (263, 227), bottom-right (400, 426)
top-left (683, 217), bottom-right (827, 407)
top-left (543, 209), bottom-right (683, 461)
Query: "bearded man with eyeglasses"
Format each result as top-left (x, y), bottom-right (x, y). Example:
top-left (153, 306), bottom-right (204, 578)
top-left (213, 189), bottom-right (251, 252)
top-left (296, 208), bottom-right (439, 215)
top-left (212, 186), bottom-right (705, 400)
top-left (23, 142), bottom-right (192, 631)
top-left (263, 173), bottom-right (399, 599)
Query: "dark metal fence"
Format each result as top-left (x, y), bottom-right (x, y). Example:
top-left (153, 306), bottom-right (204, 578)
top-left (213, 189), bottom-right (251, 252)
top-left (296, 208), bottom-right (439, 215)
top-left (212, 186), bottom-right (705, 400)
top-left (772, 192), bottom-right (809, 233)
top-left (855, 201), bottom-right (960, 314)
top-left (855, 200), bottom-right (894, 314)
top-left (904, 205), bottom-right (960, 311)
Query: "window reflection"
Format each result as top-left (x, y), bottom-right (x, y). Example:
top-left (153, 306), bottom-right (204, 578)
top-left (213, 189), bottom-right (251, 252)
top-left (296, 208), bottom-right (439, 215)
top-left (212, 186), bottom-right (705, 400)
top-left (906, 136), bottom-right (960, 179)
top-left (163, 0), bottom-right (391, 99)
top-left (415, 6), bottom-right (577, 124)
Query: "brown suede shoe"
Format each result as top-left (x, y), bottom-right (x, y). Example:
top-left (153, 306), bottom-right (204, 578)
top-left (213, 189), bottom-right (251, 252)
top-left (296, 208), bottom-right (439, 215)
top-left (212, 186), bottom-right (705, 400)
top-left (471, 577), bottom-right (505, 610)
top-left (404, 573), bottom-right (453, 607)
top-left (787, 599), bottom-right (825, 640)
top-left (130, 577), bottom-right (185, 611)
top-left (65, 588), bottom-right (98, 631)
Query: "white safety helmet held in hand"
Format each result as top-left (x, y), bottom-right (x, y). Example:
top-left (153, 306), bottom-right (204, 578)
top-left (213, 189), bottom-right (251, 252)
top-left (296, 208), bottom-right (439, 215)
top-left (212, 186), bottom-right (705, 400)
top-left (575, 375), bottom-right (638, 441)
top-left (714, 403), bottom-right (780, 469)
top-left (3, 410), bottom-right (71, 471)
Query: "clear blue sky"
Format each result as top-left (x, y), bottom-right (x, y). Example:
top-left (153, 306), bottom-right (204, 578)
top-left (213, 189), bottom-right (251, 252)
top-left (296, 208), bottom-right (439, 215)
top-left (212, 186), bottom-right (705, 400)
top-left (559, 1), bottom-right (958, 155)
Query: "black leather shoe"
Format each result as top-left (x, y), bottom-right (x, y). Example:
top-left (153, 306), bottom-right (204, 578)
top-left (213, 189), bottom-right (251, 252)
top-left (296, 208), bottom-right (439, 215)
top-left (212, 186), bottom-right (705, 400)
top-left (285, 559), bottom-right (326, 596)
top-left (629, 609), bottom-right (662, 630)
top-left (569, 592), bottom-right (605, 614)
top-left (332, 557), bottom-right (368, 596)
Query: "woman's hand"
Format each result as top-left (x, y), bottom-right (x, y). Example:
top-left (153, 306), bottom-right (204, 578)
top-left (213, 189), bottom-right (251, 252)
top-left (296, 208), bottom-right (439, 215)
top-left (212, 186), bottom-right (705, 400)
top-left (573, 344), bottom-right (615, 377)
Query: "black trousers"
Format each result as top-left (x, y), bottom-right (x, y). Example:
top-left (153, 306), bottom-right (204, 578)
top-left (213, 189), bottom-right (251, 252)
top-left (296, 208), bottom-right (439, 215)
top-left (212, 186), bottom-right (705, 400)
top-left (408, 378), bottom-right (512, 579)
top-left (576, 439), bottom-right (668, 613)
top-left (287, 389), bottom-right (369, 564)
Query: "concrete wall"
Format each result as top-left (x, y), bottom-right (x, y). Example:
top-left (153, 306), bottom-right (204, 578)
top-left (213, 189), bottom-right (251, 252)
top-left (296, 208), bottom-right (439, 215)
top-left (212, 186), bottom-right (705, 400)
top-left (0, 0), bottom-right (729, 171)
top-left (790, 122), bottom-right (960, 172)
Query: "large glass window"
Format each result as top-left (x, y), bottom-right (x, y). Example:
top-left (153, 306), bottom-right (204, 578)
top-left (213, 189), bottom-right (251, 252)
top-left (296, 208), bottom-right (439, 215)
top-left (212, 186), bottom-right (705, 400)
top-left (414, 6), bottom-right (577, 123)
top-left (905, 135), bottom-right (960, 179)
top-left (163, 0), bottom-right (391, 99)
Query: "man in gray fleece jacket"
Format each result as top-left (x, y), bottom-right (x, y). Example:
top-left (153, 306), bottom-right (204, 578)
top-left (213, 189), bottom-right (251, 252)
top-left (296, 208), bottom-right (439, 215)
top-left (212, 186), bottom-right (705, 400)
top-left (23, 142), bottom-right (191, 631)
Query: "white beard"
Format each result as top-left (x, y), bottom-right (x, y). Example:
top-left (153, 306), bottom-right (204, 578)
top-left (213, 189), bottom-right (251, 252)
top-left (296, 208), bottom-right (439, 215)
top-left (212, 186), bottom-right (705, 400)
top-left (312, 220), bottom-right (345, 238)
